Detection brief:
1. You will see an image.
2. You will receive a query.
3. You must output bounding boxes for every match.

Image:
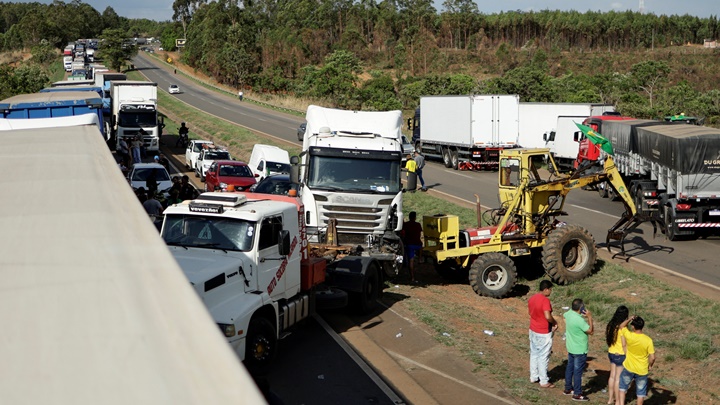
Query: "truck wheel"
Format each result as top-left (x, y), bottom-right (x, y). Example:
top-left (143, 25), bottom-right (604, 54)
top-left (435, 259), bottom-right (468, 282)
top-left (450, 149), bottom-right (459, 170)
top-left (351, 265), bottom-right (380, 314)
top-left (469, 253), bottom-right (517, 298)
top-left (634, 187), bottom-right (643, 213)
top-left (597, 182), bottom-right (608, 198)
top-left (542, 224), bottom-right (596, 284)
top-left (244, 317), bottom-right (277, 375)
top-left (315, 287), bottom-right (349, 310)
top-left (607, 184), bottom-right (618, 201)
top-left (442, 147), bottom-right (452, 168)
top-left (664, 205), bottom-right (678, 241)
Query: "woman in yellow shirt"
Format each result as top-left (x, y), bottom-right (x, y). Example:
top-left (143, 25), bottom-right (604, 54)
top-left (605, 306), bottom-right (631, 405)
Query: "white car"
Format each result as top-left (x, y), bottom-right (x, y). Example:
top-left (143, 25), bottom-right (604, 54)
top-left (169, 84), bottom-right (180, 94)
top-left (128, 163), bottom-right (173, 194)
top-left (195, 147), bottom-right (232, 182)
top-left (185, 140), bottom-right (214, 170)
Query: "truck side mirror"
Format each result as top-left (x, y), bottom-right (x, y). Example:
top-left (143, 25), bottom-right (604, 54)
top-left (573, 131), bottom-right (581, 142)
top-left (290, 156), bottom-right (300, 184)
top-left (278, 230), bottom-right (290, 255)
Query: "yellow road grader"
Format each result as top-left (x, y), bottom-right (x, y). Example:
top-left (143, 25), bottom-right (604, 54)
top-left (422, 148), bottom-right (655, 298)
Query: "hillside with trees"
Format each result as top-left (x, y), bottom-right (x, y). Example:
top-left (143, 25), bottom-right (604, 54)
top-left (1, 1), bottom-right (720, 124)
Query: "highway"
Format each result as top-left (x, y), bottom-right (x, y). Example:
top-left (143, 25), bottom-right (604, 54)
top-left (134, 52), bottom-right (720, 292)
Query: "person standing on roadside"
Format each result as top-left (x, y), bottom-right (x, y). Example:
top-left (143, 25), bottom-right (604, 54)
top-left (563, 298), bottom-right (593, 402)
top-left (118, 137), bottom-right (131, 168)
top-left (528, 280), bottom-right (558, 388)
top-left (606, 305), bottom-right (632, 405)
top-left (400, 211), bottom-right (423, 283)
top-left (413, 151), bottom-right (427, 191)
top-left (618, 316), bottom-right (655, 405)
top-left (179, 175), bottom-right (196, 201)
top-left (238, 90), bottom-right (244, 101)
top-left (404, 154), bottom-right (417, 192)
top-left (130, 136), bottom-right (142, 164)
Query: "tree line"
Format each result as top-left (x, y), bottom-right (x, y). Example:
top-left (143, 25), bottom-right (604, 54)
top-left (1, 1), bottom-right (720, 125)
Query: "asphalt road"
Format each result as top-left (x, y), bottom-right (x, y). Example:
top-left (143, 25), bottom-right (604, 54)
top-left (135, 52), bottom-right (720, 292)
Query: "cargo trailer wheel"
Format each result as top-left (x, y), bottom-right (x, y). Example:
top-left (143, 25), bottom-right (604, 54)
top-left (469, 253), bottom-right (517, 298)
top-left (542, 224), bottom-right (596, 284)
top-left (244, 316), bottom-right (277, 375)
top-left (450, 149), bottom-right (459, 170)
top-left (442, 147), bottom-right (452, 168)
top-left (351, 265), bottom-right (380, 314)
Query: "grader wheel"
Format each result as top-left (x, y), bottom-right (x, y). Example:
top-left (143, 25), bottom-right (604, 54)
top-left (469, 253), bottom-right (517, 298)
top-left (542, 224), bottom-right (597, 284)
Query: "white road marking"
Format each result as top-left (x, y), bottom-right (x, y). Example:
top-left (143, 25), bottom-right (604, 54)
top-left (314, 315), bottom-right (406, 404)
top-left (568, 203), bottom-right (618, 218)
top-left (386, 350), bottom-right (518, 404)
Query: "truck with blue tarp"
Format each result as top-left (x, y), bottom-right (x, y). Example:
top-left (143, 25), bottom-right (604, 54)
top-left (0, 91), bottom-right (107, 141)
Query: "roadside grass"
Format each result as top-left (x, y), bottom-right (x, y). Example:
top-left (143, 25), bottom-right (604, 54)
top-left (125, 67), bottom-right (720, 403)
top-left (400, 189), bottom-right (720, 402)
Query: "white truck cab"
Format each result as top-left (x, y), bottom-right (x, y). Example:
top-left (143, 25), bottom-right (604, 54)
top-left (161, 192), bottom-right (313, 373)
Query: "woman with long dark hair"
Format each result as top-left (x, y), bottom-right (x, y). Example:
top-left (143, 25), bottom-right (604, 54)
top-left (606, 305), bottom-right (632, 404)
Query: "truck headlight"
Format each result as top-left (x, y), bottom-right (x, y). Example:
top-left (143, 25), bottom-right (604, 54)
top-left (218, 323), bottom-right (236, 337)
top-left (219, 182), bottom-right (228, 190)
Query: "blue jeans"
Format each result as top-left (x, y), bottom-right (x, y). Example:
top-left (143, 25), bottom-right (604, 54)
top-left (416, 168), bottom-right (425, 188)
top-left (619, 368), bottom-right (649, 397)
top-left (565, 352), bottom-right (587, 395)
top-left (132, 147), bottom-right (141, 164)
top-left (529, 330), bottom-right (553, 384)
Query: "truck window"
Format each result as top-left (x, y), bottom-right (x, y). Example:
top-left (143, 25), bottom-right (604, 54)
top-left (259, 216), bottom-right (283, 250)
top-left (162, 215), bottom-right (255, 251)
top-left (500, 158), bottom-right (520, 187)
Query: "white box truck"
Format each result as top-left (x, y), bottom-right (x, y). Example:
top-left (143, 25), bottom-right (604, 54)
top-left (518, 102), bottom-right (615, 150)
top-left (110, 81), bottom-right (163, 152)
top-left (412, 95), bottom-right (520, 169)
top-left (544, 115), bottom-right (597, 170)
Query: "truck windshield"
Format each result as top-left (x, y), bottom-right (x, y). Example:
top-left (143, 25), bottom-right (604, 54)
top-left (307, 155), bottom-right (401, 193)
top-left (162, 214), bottom-right (255, 252)
top-left (119, 111), bottom-right (157, 127)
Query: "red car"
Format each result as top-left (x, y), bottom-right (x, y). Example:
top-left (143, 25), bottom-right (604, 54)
top-left (204, 160), bottom-right (257, 192)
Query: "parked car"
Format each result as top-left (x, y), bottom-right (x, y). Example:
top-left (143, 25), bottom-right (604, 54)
top-left (185, 140), bottom-right (213, 170)
top-left (204, 160), bottom-right (257, 192)
top-left (297, 122), bottom-right (306, 141)
top-left (195, 146), bottom-right (232, 182)
top-left (168, 84), bottom-right (180, 94)
top-left (128, 163), bottom-right (173, 194)
top-left (250, 174), bottom-right (299, 196)
top-left (248, 144), bottom-right (291, 181)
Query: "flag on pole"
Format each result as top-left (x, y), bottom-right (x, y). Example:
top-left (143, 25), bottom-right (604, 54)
top-left (574, 122), bottom-right (614, 155)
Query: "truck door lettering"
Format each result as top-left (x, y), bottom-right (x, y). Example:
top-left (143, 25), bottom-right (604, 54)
top-left (266, 236), bottom-right (299, 294)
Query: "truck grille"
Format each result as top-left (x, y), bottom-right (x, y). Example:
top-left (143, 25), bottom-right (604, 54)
top-left (317, 201), bottom-right (389, 244)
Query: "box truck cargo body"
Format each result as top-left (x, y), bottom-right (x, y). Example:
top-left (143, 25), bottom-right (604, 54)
top-left (413, 95), bottom-right (520, 169)
top-left (518, 103), bottom-right (615, 149)
top-left (110, 81), bottom-right (162, 151)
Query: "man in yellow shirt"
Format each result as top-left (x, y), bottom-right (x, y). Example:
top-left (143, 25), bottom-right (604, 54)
top-left (404, 154), bottom-right (417, 191)
top-left (618, 316), bottom-right (655, 405)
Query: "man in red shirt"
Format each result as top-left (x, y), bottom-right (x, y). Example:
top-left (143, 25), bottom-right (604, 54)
top-left (528, 279), bottom-right (558, 388)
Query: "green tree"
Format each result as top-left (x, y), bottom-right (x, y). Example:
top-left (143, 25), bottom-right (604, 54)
top-left (100, 28), bottom-right (138, 72)
top-left (361, 72), bottom-right (401, 111)
top-left (630, 60), bottom-right (671, 109)
top-left (300, 50), bottom-right (362, 108)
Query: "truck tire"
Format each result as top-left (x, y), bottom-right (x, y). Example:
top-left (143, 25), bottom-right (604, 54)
top-left (542, 224), bottom-right (596, 284)
top-left (442, 147), bottom-right (452, 168)
top-left (634, 186), bottom-right (644, 213)
top-left (468, 253), bottom-right (517, 298)
top-left (450, 148), bottom-right (459, 170)
top-left (435, 259), bottom-right (468, 282)
top-left (315, 287), bottom-right (349, 310)
top-left (244, 316), bottom-right (277, 375)
top-left (350, 265), bottom-right (380, 314)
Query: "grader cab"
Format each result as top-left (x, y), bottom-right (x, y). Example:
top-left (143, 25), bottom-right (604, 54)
top-left (423, 148), bottom-right (654, 298)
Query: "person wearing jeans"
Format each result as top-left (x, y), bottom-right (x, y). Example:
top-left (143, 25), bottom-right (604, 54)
top-left (563, 298), bottom-right (593, 401)
top-left (528, 280), bottom-right (557, 388)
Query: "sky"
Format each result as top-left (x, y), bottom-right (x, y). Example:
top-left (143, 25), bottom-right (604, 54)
top-left (17, 0), bottom-right (720, 23)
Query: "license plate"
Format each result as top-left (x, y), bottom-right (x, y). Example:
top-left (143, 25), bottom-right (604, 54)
top-left (710, 210), bottom-right (720, 216)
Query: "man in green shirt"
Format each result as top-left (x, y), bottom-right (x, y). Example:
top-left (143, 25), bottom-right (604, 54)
top-left (563, 298), bottom-right (594, 401)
